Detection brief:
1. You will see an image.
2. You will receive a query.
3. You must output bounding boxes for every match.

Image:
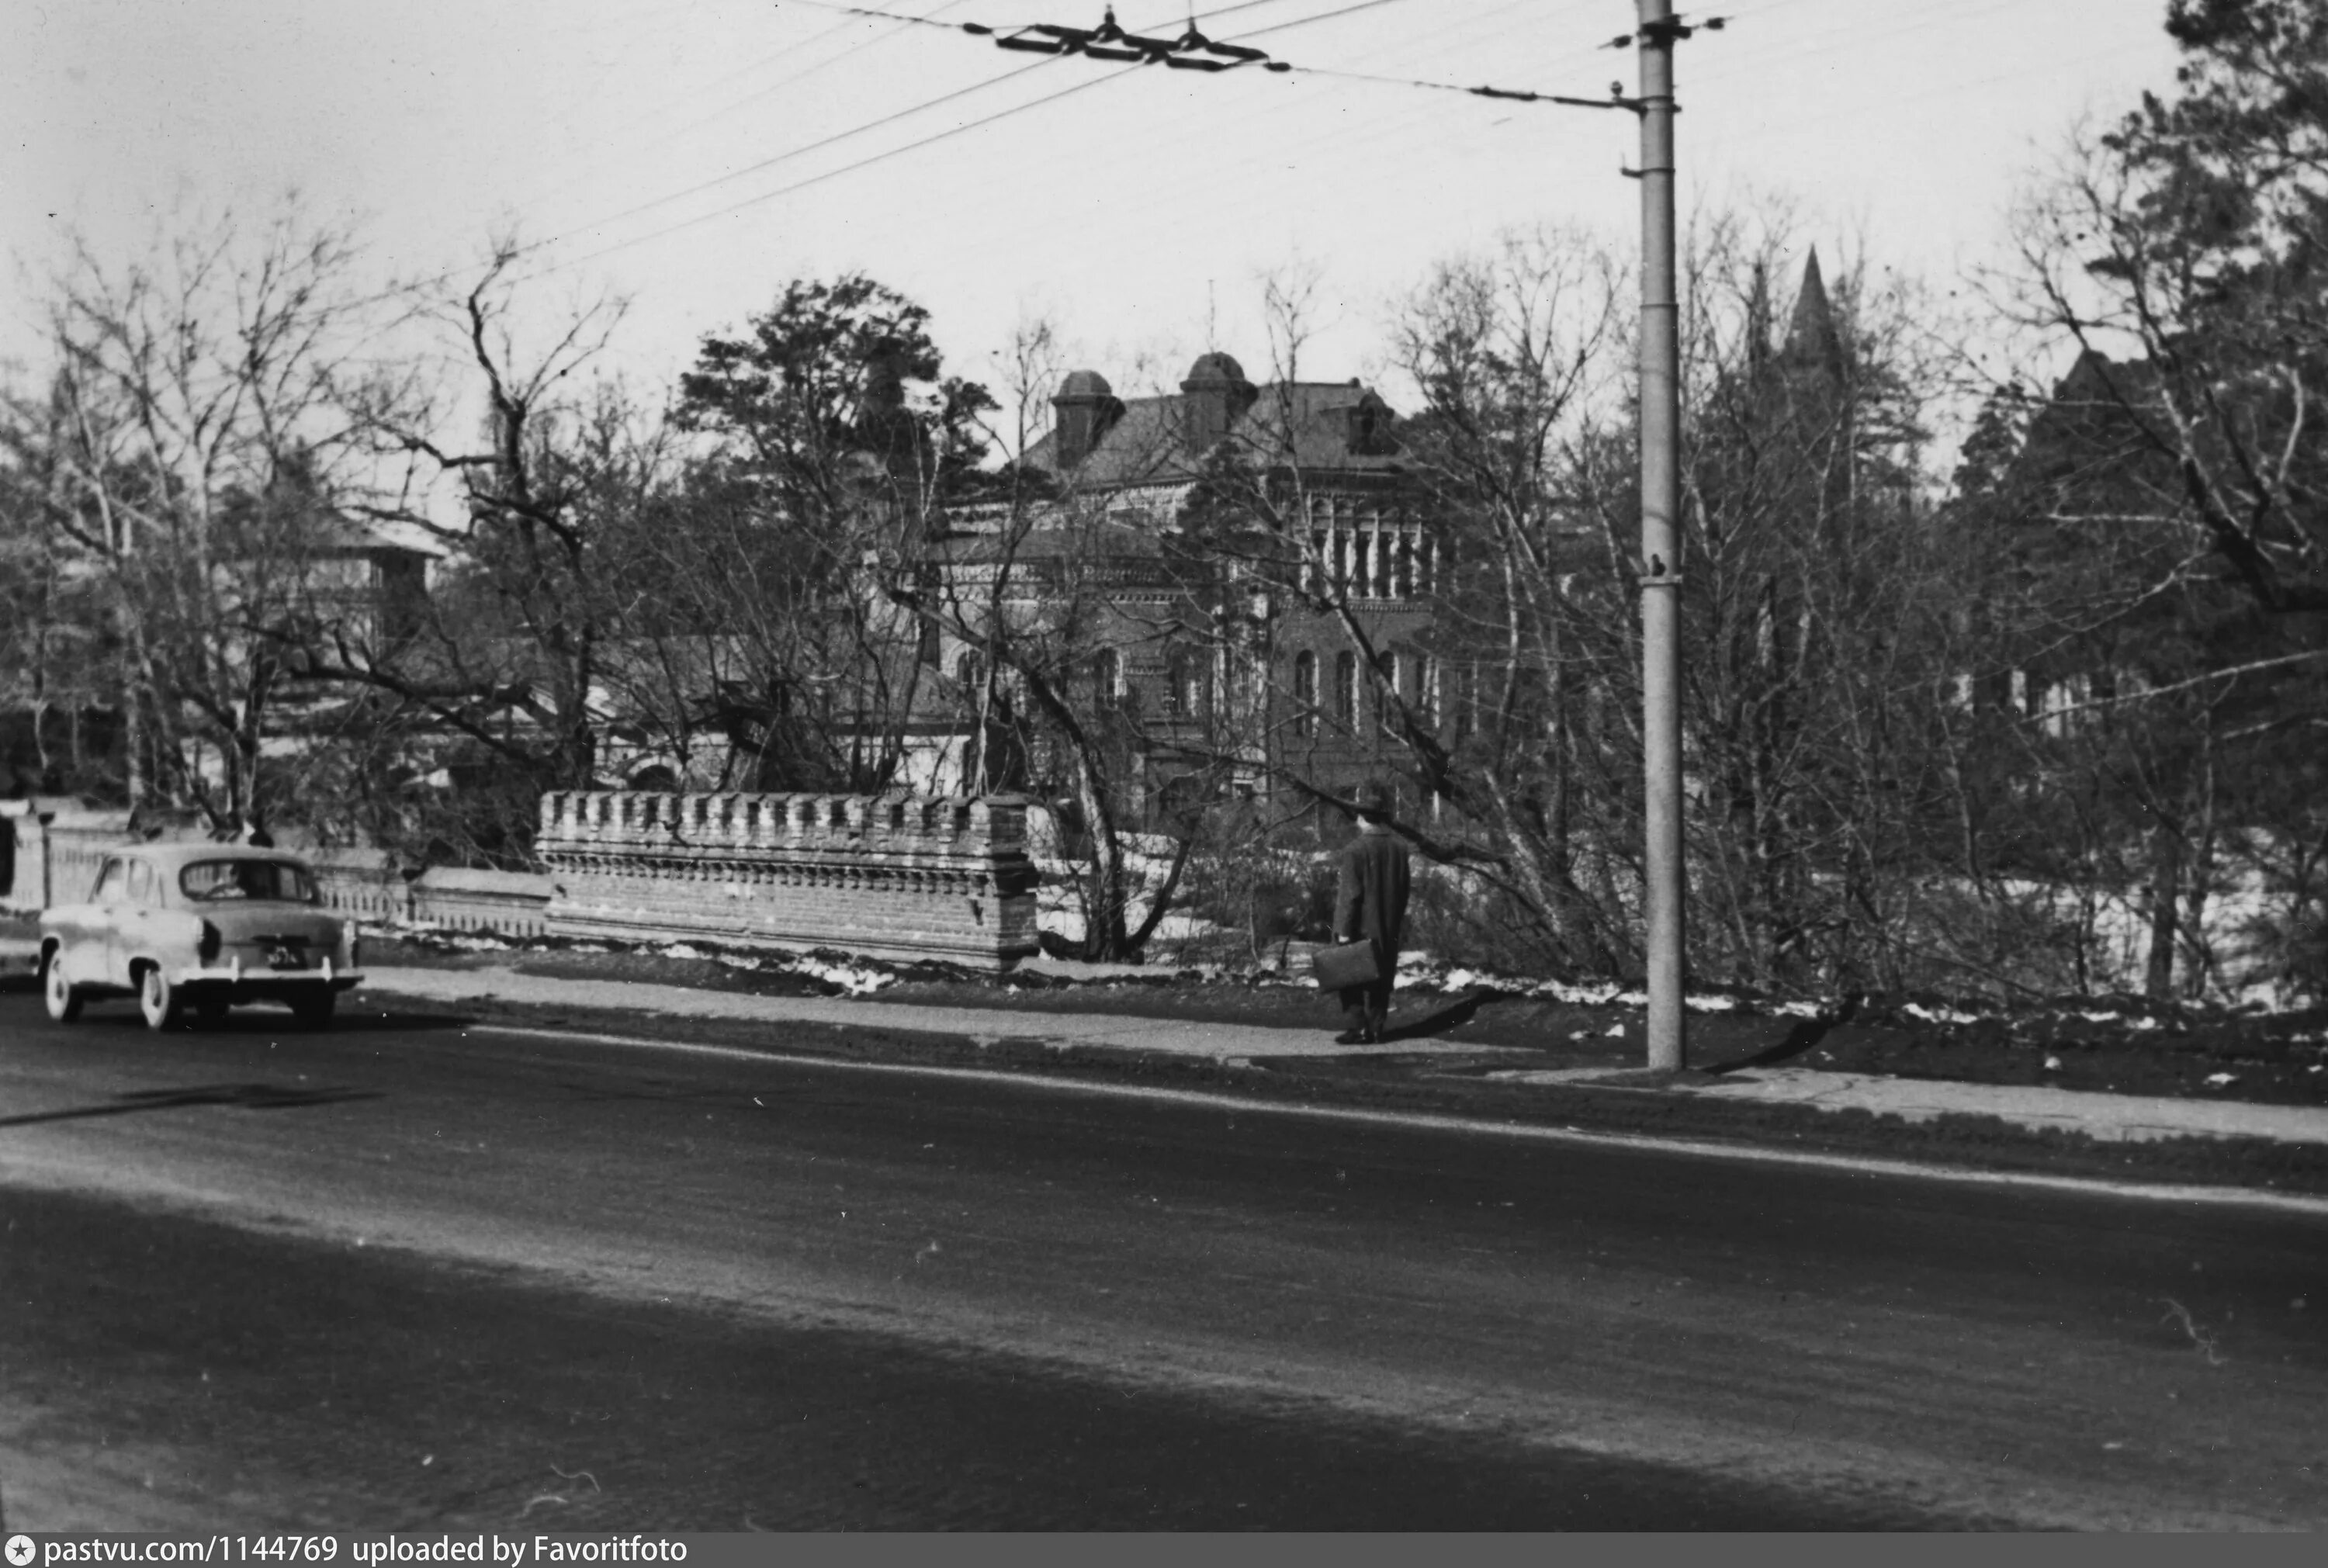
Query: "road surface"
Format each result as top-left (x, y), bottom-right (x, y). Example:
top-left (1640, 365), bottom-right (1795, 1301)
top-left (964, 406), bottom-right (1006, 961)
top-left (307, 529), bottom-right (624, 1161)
top-left (2, 991), bottom-right (2323, 1528)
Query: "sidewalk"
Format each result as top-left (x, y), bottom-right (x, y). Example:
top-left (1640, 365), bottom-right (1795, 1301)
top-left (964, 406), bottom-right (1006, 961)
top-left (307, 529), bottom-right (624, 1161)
top-left (359, 964), bottom-right (2328, 1151)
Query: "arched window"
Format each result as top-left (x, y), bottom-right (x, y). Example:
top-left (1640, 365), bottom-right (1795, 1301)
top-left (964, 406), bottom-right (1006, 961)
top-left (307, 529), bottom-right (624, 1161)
top-left (1292, 650), bottom-right (1317, 738)
top-left (1333, 651), bottom-right (1357, 729)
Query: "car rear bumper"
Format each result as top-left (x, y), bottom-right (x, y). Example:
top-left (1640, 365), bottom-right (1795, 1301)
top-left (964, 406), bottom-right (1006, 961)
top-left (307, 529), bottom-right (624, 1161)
top-left (172, 960), bottom-right (364, 994)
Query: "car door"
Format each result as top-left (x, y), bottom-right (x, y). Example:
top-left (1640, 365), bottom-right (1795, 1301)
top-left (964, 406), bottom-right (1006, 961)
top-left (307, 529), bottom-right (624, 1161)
top-left (70, 856), bottom-right (127, 988)
top-left (111, 857), bottom-right (161, 985)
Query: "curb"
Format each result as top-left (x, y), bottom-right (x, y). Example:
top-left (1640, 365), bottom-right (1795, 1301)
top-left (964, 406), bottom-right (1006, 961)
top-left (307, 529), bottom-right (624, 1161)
top-left (348, 968), bottom-right (2328, 1202)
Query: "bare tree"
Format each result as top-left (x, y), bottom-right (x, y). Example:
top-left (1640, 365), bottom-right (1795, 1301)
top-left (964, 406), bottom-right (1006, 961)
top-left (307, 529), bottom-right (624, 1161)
top-left (323, 240), bottom-right (642, 860)
top-left (15, 201), bottom-right (383, 833)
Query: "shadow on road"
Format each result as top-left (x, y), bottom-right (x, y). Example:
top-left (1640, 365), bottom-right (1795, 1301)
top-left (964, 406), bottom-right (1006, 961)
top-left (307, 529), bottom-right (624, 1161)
top-left (0, 1082), bottom-right (381, 1129)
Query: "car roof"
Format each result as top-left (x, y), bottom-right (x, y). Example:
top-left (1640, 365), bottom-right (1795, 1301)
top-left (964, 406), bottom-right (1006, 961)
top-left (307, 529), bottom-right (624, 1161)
top-left (108, 842), bottom-right (312, 871)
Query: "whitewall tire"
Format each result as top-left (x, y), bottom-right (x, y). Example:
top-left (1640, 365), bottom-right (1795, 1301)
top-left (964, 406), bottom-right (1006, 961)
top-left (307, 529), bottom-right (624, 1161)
top-left (138, 965), bottom-right (182, 1031)
top-left (43, 954), bottom-right (82, 1023)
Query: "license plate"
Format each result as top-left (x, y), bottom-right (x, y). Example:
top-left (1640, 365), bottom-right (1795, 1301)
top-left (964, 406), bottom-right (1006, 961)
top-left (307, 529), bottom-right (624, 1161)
top-left (268, 946), bottom-right (305, 970)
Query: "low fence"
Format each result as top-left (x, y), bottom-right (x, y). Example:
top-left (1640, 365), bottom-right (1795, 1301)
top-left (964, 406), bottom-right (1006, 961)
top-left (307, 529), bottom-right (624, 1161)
top-left (407, 866), bottom-right (555, 937)
top-left (535, 790), bottom-right (1040, 971)
top-left (4, 808), bottom-right (552, 939)
top-left (9, 791), bottom-right (1038, 971)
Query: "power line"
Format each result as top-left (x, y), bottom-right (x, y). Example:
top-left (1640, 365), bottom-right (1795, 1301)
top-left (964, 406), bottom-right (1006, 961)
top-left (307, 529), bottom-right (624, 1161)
top-left (550, 0), bottom-right (986, 192)
top-left (783, 0), bottom-right (1630, 106)
top-left (514, 2), bottom-right (955, 219)
top-left (355, 0), bottom-right (1635, 334)
top-left (535, 61), bottom-right (1147, 278)
top-left (340, 2), bottom-right (1317, 313)
top-left (527, 0), bottom-right (1469, 279)
top-left (532, 0), bottom-right (1308, 261)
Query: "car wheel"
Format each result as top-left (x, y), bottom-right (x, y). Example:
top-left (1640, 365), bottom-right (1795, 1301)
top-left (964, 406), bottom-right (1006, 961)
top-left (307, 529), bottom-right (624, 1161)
top-left (138, 965), bottom-right (182, 1031)
top-left (43, 954), bottom-right (82, 1023)
top-left (290, 991), bottom-right (337, 1030)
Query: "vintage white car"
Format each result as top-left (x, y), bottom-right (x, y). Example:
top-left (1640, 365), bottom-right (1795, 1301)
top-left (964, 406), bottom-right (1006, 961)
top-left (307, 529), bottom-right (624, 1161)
top-left (39, 843), bottom-right (362, 1030)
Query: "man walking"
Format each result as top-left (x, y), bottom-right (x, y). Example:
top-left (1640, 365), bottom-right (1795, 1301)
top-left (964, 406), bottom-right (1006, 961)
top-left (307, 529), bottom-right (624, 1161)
top-left (1332, 781), bottom-right (1412, 1044)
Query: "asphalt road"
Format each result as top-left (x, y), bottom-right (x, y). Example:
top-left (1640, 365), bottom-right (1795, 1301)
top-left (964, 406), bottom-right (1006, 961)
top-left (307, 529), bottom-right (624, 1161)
top-left (2, 989), bottom-right (2323, 1530)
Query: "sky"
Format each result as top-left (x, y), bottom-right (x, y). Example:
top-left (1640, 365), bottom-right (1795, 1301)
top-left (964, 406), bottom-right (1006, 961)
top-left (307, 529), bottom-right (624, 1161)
top-left (4, 0), bottom-right (2185, 441)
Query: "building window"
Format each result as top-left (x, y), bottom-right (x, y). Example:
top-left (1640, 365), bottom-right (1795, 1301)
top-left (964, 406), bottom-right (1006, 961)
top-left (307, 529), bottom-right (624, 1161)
top-left (1351, 535), bottom-right (1370, 601)
top-left (1377, 652), bottom-right (1400, 735)
top-left (1094, 649), bottom-right (1122, 711)
top-left (1419, 656), bottom-right (1439, 729)
top-left (1394, 532), bottom-right (1415, 599)
top-left (1334, 651), bottom-right (1356, 729)
top-left (1293, 650), bottom-right (1317, 738)
top-left (1308, 531), bottom-right (1325, 594)
top-left (1165, 651), bottom-right (1203, 718)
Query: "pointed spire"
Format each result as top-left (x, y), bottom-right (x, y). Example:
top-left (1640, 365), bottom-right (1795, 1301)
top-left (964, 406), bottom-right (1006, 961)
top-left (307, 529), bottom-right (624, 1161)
top-left (1783, 248), bottom-right (1843, 375)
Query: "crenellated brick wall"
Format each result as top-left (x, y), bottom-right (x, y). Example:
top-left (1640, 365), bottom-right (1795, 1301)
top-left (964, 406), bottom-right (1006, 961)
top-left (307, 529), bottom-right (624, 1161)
top-left (535, 791), bottom-right (1040, 971)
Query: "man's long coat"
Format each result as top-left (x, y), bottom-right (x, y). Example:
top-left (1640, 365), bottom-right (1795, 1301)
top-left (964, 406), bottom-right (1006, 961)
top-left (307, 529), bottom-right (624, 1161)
top-left (1334, 826), bottom-right (1412, 971)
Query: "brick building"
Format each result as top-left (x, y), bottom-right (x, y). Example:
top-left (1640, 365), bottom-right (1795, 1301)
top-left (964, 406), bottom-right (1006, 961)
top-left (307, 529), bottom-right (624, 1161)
top-left (904, 351), bottom-right (1441, 829)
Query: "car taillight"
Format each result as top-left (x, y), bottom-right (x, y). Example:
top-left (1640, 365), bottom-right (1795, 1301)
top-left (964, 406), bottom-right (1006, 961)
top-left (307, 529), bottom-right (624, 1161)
top-left (198, 921), bottom-right (222, 964)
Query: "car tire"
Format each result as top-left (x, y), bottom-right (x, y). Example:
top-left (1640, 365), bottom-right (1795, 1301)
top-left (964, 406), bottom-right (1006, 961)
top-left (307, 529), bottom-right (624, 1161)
top-left (290, 991), bottom-right (336, 1030)
top-left (43, 954), bottom-right (82, 1023)
top-left (138, 965), bottom-right (182, 1031)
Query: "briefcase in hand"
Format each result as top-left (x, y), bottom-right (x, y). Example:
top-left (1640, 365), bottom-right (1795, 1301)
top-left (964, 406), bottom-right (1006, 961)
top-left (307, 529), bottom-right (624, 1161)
top-left (1311, 939), bottom-right (1382, 991)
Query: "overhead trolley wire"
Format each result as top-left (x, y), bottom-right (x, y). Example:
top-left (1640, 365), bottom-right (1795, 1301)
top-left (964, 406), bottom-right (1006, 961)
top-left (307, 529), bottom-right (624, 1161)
top-left (349, 1), bottom-right (1318, 309)
top-left (522, 1), bottom-right (972, 213)
top-left (375, 0), bottom-right (1636, 311)
top-left (536, 61), bottom-right (1145, 276)
top-left (529, 0), bottom-right (1450, 276)
top-left (539, 0), bottom-right (1311, 254)
top-left (622, 0), bottom-right (986, 159)
top-left (783, 0), bottom-right (1633, 109)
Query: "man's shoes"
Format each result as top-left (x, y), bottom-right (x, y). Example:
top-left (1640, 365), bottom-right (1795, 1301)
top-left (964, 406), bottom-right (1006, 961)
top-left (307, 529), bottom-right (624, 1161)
top-left (1332, 1030), bottom-right (1369, 1045)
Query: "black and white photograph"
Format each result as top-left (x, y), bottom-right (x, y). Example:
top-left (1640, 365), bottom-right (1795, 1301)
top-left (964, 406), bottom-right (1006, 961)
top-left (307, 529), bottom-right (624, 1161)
top-left (2, 0), bottom-right (2323, 1535)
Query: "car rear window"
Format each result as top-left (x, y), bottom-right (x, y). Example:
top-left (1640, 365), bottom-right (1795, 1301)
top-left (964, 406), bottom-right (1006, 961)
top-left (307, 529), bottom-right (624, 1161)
top-left (178, 860), bottom-right (317, 904)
